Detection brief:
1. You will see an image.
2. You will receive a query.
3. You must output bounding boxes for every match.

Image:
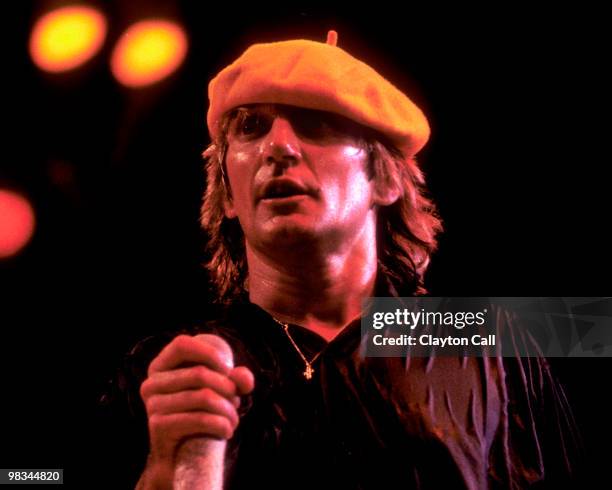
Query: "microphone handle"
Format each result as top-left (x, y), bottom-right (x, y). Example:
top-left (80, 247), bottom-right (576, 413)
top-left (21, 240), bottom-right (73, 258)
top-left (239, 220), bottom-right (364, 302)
top-left (174, 334), bottom-right (234, 489)
top-left (173, 437), bottom-right (226, 490)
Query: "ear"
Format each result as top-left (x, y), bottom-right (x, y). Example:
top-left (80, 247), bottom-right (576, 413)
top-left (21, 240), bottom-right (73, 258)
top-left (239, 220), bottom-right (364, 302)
top-left (220, 165), bottom-right (237, 218)
top-left (372, 182), bottom-right (401, 207)
top-left (223, 195), bottom-right (237, 219)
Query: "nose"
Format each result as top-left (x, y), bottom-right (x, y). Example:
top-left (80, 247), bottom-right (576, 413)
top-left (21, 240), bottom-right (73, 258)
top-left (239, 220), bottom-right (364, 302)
top-left (261, 117), bottom-right (302, 170)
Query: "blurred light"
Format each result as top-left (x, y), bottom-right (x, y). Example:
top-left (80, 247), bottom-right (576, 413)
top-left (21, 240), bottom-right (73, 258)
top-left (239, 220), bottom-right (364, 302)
top-left (29, 5), bottom-right (107, 73)
top-left (0, 189), bottom-right (36, 259)
top-left (111, 19), bottom-right (188, 88)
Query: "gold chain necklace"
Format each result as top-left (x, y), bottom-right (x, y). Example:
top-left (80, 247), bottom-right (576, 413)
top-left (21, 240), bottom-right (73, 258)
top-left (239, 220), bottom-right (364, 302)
top-left (272, 317), bottom-right (323, 380)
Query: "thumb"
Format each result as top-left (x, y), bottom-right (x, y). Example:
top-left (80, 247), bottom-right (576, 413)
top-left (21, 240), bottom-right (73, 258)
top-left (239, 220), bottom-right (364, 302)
top-left (193, 333), bottom-right (235, 373)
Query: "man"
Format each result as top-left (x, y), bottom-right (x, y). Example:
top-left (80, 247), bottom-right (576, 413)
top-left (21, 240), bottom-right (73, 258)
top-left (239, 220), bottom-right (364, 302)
top-left (122, 32), bottom-right (578, 489)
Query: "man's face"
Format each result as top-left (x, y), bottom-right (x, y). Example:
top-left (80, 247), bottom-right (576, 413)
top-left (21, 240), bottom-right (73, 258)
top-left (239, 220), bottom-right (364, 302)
top-left (223, 104), bottom-right (377, 253)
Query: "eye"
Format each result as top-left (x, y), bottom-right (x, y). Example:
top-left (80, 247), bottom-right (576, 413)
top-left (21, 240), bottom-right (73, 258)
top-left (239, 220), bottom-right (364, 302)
top-left (292, 111), bottom-right (334, 139)
top-left (233, 111), bottom-right (272, 138)
top-left (288, 108), bottom-right (359, 142)
top-left (240, 114), bottom-right (261, 134)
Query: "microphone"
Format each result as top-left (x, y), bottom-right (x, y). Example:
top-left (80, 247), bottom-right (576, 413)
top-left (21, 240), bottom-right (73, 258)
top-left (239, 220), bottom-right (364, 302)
top-left (173, 438), bottom-right (226, 490)
top-left (173, 335), bottom-right (234, 490)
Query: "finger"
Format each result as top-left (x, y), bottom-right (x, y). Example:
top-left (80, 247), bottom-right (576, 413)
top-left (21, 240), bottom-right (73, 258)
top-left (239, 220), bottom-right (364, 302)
top-left (147, 388), bottom-right (239, 428)
top-left (231, 396), bottom-right (240, 409)
top-left (148, 335), bottom-right (233, 376)
top-left (140, 365), bottom-right (238, 402)
top-left (149, 412), bottom-right (234, 444)
top-left (229, 366), bottom-right (255, 395)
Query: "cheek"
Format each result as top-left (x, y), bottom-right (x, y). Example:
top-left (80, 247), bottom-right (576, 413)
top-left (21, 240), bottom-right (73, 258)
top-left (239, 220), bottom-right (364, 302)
top-left (343, 172), bottom-right (373, 214)
top-left (226, 149), bottom-right (255, 205)
top-left (342, 145), bottom-right (363, 158)
top-left (324, 150), bottom-right (373, 217)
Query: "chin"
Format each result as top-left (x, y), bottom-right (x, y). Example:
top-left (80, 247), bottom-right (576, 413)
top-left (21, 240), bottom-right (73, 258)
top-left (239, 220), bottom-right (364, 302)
top-left (259, 216), bottom-right (321, 246)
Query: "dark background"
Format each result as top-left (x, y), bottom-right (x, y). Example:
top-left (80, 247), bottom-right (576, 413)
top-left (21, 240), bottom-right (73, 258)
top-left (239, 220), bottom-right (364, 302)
top-left (2, 1), bottom-right (609, 487)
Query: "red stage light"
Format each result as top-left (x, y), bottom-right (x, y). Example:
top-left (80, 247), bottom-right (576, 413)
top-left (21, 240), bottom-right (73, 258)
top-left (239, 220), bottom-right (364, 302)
top-left (0, 189), bottom-right (36, 258)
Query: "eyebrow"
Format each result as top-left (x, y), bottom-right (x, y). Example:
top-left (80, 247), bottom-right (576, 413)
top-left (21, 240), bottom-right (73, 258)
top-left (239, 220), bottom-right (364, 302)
top-left (231, 104), bottom-right (277, 119)
top-left (227, 104), bottom-right (369, 143)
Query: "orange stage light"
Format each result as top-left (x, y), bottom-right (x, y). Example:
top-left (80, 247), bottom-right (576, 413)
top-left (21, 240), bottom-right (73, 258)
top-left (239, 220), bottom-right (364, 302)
top-left (29, 5), bottom-right (107, 73)
top-left (111, 19), bottom-right (188, 88)
top-left (0, 189), bottom-right (36, 259)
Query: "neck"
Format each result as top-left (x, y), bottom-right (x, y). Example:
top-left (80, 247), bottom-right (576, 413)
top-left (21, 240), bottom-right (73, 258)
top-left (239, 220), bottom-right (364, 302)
top-left (247, 221), bottom-right (378, 342)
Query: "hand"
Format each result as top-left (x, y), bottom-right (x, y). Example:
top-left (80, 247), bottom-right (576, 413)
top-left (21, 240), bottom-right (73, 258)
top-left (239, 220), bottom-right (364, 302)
top-left (138, 334), bottom-right (255, 488)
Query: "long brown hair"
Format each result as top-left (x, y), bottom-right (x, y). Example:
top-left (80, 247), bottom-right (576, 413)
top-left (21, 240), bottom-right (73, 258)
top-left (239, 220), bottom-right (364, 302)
top-left (200, 110), bottom-right (443, 303)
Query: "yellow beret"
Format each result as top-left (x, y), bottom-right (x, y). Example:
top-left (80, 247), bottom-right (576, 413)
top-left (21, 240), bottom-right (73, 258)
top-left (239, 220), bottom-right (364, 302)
top-left (207, 32), bottom-right (430, 158)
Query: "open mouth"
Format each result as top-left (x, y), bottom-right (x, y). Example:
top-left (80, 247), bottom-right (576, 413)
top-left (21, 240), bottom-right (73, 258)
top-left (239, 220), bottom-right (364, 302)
top-left (261, 180), bottom-right (311, 201)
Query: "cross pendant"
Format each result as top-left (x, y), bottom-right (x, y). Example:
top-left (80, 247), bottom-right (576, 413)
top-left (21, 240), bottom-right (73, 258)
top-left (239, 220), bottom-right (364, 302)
top-left (304, 365), bottom-right (314, 380)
